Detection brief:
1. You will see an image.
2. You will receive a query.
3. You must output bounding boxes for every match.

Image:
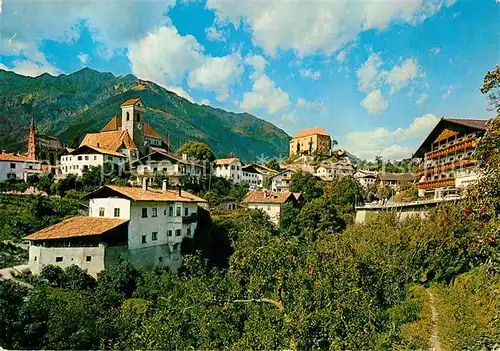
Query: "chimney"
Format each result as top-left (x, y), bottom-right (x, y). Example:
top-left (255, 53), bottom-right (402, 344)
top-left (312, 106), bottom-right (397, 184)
top-left (97, 142), bottom-right (100, 148)
top-left (162, 179), bottom-right (167, 191)
top-left (177, 185), bottom-right (181, 196)
top-left (263, 189), bottom-right (268, 198)
top-left (182, 153), bottom-right (188, 161)
top-left (142, 177), bottom-right (148, 191)
top-left (1, 150), bottom-right (5, 154)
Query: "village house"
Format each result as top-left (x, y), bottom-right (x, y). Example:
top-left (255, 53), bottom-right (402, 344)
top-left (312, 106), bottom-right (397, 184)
top-left (376, 172), bottom-right (416, 192)
top-left (412, 118), bottom-right (489, 199)
top-left (354, 170), bottom-right (377, 188)
top-left (214, 157), bottom-right (242, 184)
top-left (314, 163), bottom-right (355, 181)
top-left (241, 163), bottom-right (278, 189)
top-left (24, 182), bottom-right (206, 276)
top-left (269, 169), bottom-right (296, 192)
top-left (60, 98), bottom-right (170, 177)
top-left (289, 127), bottom-right (331, 156)
top-left (242, 190), bottom-right (300, 225)
top-left (0, 151), bottom-right (42, 181)
top-left (134, 149), bottom-right (205, 186)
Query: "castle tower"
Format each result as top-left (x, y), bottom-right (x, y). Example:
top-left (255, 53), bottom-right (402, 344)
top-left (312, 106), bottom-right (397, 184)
top-left (27, 117), bottom-right (36, 160)
top-left (121, 98), bottom-right (146, 156)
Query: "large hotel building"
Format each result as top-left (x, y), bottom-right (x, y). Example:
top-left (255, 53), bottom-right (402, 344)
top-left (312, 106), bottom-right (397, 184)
top-left (413, 118), bottom-right (489, 199)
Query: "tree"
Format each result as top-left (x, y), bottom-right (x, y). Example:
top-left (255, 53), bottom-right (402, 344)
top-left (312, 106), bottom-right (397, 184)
top-left (39, 265), bottom-right (65, 287)
top-left (265, 157), bottom-right (281, 171)
top-left (63, 265), bottom-right (96, 290)
top-left (289, 172), bottom-right (323, 202)
top-left (297, 197), bottom-right (345, 240)
top-left (178, 141), bottom-right (215, 162)
top-left (480, 65), bottom-right (500, 114)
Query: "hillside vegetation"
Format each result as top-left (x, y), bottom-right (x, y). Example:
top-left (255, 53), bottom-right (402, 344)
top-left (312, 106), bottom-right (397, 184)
top-left (0, 68), bottom-right (290, 161)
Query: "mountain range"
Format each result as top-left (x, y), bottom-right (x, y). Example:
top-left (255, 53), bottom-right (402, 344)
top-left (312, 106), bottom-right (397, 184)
top-left (0, 68), bottom-right (291, 162)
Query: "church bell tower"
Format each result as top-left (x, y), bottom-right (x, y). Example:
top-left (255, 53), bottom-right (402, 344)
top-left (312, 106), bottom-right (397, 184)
top-left (121, 98), bottom-right (146, 156)
top-left (27, 117), bottom-right (36, 160)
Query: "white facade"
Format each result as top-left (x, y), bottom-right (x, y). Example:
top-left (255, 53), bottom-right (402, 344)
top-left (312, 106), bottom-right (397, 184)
top-left (0, 154), bottom-right (41, 181)
top-left (354, 171), bottom-right (377, 188)
top-left (270, 170), bottom-right (295, 192)
top-left (215, 158), bottom-right (242, 184)
top-left (242, 169), bottom-right (264, 188)
top-left (315, 164), bottom-right (354, 181)
top-left (60, 153), bottom-right (125, 176)
top-left (135, 153), bottom-right (204, 186)
top-left (247, 203), bottom-right (282, 225)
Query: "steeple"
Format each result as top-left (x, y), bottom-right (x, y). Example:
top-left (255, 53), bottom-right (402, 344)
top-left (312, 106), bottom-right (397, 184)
top-left (27, 117), bottom-right (36, 160)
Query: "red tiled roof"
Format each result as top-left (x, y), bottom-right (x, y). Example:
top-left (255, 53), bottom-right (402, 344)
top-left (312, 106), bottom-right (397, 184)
top-left (86, 185), bottom-right (207, 203)
top-left (0, 152), bottom-right (41, 162)
top-left (101, 116), bottom-right (163, 140)
top-left (442, 118), bottom-right (489, 130)
top-left (81, 130), bottom-right (137, 151)
top-left (216, 157), bottom-right (240, 165)
top-left (243, 190), bottom-right (295, 204)
top-left (120, 98), bottom-right (142, 107)
top-left (70, 145), bottom-right (126, 157)
top-left (293, 127), bottom-right (329, 138)
top-left (24, 216), bottom-right (128, 241)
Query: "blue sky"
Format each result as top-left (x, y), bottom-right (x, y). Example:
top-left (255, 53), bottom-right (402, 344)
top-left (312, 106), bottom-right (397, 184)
top-left (0, 0), bottom-right (498, 160)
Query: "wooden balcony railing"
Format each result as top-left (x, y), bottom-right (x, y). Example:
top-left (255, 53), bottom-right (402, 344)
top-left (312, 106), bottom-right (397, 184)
top-left (417, 158), bottom-right (476, 176)
top-left (425, 139), bottom-right (475, 160)
top-left (418, 177), bottom-right (456, 189)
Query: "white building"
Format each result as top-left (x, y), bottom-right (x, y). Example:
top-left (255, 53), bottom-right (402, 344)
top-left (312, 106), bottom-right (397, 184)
top-left (60, 98), bottom-right (170, 178)
top-left (242, 190), bottom-right (299, 225)
top-left (269, 169), bottom-right (296, 192)
top-left (214, 157), bottom-right (242, 184)
top-left (0, 151), bottom-right (41, 181)
top-left (25, 183), bottom-right (207, 277)
top-left (134, 149), bottom-right (205, 186)
top-left (315, 163), bottom-right (355, 181)
top-left (354, 170), bottom-right (377, 188)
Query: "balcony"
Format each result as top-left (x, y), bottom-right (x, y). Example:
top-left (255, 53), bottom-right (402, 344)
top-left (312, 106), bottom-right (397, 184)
top-left (417, 158), bottom-right (477, 176)
top-left (425, 139), bottom-right (476, 160)
top-left (418, 177), bottom-right (456, 189)
top-left (182, 213), bottom-right (198, 224)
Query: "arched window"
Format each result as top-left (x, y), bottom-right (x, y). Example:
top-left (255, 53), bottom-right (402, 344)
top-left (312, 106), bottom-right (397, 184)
top-left (126, 112), bottom-right (130, 121)
top-left (136, 113), bottom-right (140, 122)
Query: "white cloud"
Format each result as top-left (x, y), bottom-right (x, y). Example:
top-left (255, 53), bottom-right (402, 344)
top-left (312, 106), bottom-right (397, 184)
top-left (361, 89), bottom-right (387, 115)
top-left (336, 50), bottom-right (348, 63)
top-left (244, 54), bottom-right (268, 73)
top-left (281, 112), bottom-right (296, 123)
top-left (128, 26), bottom-right (204, 88)
top-left (200, 98), bottom-right (211, 105)
top-left (205, 25), bottom-right (227, 42)
top-left (430, 47), bottom-right (441, 55)
top-left (343, 113), bottom-right (440, 160)
top-left (385, 58), bottom-right (422, 93)
top-left (441, 85), bottom-right (454, 100)
top-left (296, 98), bottom-right (327, 113)
top-left (187, 53), bottom-right (243, 101)
top-left (240, 74), bottom-right (290, 114)
top-left (299, 68), bottom-right (321, 80)
top-left (416, 93), bottom-right (428, 105)
top-left (167, 86), bottom-right (195, 103)
top-left (357, 53), bottom-right (384, 93)
top-left (207, 0), bottom-right (455, 56)
top-left (0, 59), bottom-right (62, 77)
top-left (77, 53), bottom-right (89, 65)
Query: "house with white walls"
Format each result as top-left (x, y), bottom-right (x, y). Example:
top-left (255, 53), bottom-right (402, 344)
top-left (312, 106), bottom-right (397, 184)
top-left (242, 190), bottom-right (300, 225)
top-left (354, 170), bottom-right (377, 188)
top-left (0, 151), bottom-right (42, 181)
top-left (269, 169), bottom-right (296, 192)
top-left (314, 163), bottom-right (355, 181)
top-left (25, 182), bottom-right (207, 276)
top-left (214, 157), bottom-right (242, 184)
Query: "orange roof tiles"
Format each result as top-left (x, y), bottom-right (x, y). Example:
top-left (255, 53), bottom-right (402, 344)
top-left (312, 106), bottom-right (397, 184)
top-left (87, 185), bottom-right (207, 203)
top-left (0, 152), bottom-right (41, 162)
top-left (71, 145), bottom-right (126, 157)
top-left (443, 118), bottom-right (489, 130)
top-left (101, 116), bottom-right (122, 132)
top-left (144, 123), bottom-right (162, 139)
top-left (80, 130), bottom-right (137, 151)
top-left (293, 127), bottom-right (329, 139)
top-left (120, 98), bottom-right (142, 107)
top-left (24, 216), bottom-right (128, 241)
top-left (243, 190), bottom-right (295, 204)
top-left (216, 157), bottom-right (240, 165)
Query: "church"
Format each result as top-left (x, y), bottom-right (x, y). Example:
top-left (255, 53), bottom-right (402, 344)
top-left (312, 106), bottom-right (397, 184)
top-left (60, 98), bottom-right (170, 177)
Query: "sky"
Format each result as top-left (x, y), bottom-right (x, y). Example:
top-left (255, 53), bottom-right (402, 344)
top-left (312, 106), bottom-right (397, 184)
top-left (0, 0), bottom-right (498, 160)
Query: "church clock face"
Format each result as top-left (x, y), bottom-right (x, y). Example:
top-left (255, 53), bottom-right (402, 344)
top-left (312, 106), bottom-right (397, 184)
top-left (137, 122), bottom-right (143, 130)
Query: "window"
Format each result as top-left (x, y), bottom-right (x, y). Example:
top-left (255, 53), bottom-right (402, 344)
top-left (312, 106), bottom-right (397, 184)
top-left (94, 156), bottom-right (97, 160)
top-left (184, 207), bottom-right (189, 216)
top-left (10, 163), bottom-right (15, 169)
top-left (99, 207), bottom-right (105, 217)
top-left (152, 208), bottom-right (158, 217)
top-left (176, 207), bottom-right (181, 216)
top-left (164, 209), bottom-right (167, 215)
top-left (175, 229), bottom-right (181, 237)
top-left (136, 112), bottom-right (141, 122)
top-left (34, 256), bottom-right (37, 261)
top-left (169, 206), bottom-right (173, 216)
top-left (142, 235), bottom-right (147, 244)
top-left (126, 111), bottom-right (130, 121)
top-left (231, 165), bottom-right (235, 170)
top-left (158, 256), bottom-right (163, 262)
top-left (85, 155), bottom-right (89, 160)
top-left (56, 257), bottom-right (63, 262)
top-left (187, 228), bottom-right (191, 237)
top-left (168, 230), bottom-right (173, 237)
top-left (142, 208), bottom-right (148, 218)
top-left (152, 232), bottom-right (158, 241)
top-left (114, 208), bottom-right (120, 217)
top-left (86, 256), bottom-right (92, 262)
top-left (78, 156), bottom-right (82, 160)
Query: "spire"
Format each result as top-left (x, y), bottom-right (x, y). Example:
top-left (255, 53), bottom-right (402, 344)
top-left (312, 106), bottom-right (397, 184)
top-left (27, 117), bottom-right (36, 160)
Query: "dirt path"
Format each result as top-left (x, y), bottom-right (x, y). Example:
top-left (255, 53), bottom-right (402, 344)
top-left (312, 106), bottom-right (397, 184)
top-left (426, 290), bottom-right (442, 351)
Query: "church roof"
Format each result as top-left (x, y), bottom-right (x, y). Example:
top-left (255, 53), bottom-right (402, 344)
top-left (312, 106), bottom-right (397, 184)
top-left (80, 130), bottom-right (138, 151)
top-left (85, 185), bottom-right (207, 203)
top-left (293, 127), bottom-right (329, 139)
top-left (0, 152), bottom-right (41, 162)
top-left (100, 116), bottom-right (164, 140)
top-left (120, 98), bottom-right (142, 107)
